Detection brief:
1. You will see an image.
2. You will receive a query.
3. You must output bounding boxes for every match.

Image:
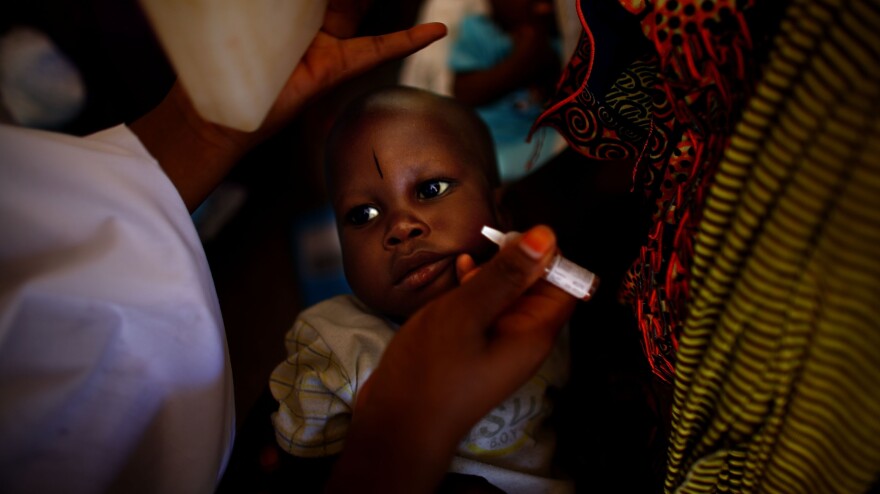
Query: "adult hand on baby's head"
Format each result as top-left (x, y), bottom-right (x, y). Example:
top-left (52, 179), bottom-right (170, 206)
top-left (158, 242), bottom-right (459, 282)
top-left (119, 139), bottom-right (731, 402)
top-left (251, 2), bottom-right (447, 141)
top-left (134, 1), bottom-right (447, 212)
top-left (332, 225), bottom-right (575, 494)
top-left (224, 5), bottom-right (447, 149)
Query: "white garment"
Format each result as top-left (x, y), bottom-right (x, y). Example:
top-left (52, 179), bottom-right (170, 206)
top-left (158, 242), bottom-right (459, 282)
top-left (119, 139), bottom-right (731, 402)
top-left (0, 124), bottom-right (235, 493)
top-left (270, 294), bottom-right (574, 494)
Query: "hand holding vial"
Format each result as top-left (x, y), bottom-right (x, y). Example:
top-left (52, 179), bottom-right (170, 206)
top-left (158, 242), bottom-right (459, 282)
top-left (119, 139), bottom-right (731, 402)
top-left (481, 226), bottom-right (599, 301)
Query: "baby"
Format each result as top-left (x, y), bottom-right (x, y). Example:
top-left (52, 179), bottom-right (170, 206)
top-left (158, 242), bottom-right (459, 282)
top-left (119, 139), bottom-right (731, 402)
top-left (270, 86), bottom-right (572, 493)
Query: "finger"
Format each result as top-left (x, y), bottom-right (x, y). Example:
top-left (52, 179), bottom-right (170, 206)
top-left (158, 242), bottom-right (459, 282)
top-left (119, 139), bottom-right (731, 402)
top-left (493, 282), bottom-right (575, 342)
top-left (480, 291), bottom-right (575, 395)
top-left (455, 254), bottom-right (479, 284)
top-left (475, 279), bottom-right (576, 390)
top-left (323, 0), bottom-right (373, 38)
top-left (260, 23), bottom-right (446, 133)
top-left (439, 225), bottom-right (558, 331)
top-left (332, 22), bottom-right (447, 78)
top-left (354, 374), bottom-right (373, 411)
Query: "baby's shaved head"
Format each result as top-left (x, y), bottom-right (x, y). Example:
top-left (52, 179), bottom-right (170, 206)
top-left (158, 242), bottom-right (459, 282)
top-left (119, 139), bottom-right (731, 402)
top-left (325, 85), bottom-right (500, 192)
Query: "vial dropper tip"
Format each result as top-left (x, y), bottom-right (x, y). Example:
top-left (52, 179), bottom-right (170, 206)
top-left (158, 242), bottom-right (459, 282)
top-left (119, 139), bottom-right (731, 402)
top-left (481, 225), bottom-right (505, 245)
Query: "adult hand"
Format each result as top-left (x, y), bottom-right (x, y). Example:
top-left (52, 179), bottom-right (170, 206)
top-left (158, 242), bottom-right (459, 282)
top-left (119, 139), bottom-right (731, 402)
top-left (132, 0), bottom-right (447, 211)
top-left (328, 225), bottom-right (576, 494)
top-left (243, 1), bottom-right (447, 144)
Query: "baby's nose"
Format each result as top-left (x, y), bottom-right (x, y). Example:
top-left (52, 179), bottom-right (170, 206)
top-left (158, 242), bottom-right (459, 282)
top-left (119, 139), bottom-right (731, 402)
top-left (384, 216), bottom-right (427, 247)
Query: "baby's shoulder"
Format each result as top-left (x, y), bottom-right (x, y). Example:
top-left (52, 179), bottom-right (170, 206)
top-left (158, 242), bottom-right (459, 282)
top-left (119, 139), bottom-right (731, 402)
top-left (296, 294), bottom-right (394, 338)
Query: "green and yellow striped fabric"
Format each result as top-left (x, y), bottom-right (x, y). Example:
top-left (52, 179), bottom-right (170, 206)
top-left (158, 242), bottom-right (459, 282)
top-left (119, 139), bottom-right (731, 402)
top-left (666, 0), bottom-right (880, 492)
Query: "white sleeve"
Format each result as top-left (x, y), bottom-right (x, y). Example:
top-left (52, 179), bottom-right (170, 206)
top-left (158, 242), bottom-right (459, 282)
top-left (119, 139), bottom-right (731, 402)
top-left (268, 294), bottom-right (396, 459)
top-left (269, 319), bottom-right (354, 458)
top-left (0, 124), bottom-right (235, 494)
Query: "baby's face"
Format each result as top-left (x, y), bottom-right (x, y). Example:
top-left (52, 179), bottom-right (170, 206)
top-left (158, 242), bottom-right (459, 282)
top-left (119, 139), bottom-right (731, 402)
top-left (328, 110), bottom-right (498, 321)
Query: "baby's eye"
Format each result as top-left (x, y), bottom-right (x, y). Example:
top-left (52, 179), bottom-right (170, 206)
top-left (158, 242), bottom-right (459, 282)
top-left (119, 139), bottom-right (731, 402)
top-left (417, 180), bottom-right (452, 200)
top-left (346, 205), bottom-right (379, 225)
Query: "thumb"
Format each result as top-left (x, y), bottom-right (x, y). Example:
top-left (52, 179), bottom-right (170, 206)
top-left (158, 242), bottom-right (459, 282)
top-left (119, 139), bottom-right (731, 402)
top-left (446, 225), bottom-right (557, 331)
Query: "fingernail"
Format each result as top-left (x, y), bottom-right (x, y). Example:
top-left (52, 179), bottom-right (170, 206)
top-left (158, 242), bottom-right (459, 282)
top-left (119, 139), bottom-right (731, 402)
top-left (520, 226), bottom-right (553, 260)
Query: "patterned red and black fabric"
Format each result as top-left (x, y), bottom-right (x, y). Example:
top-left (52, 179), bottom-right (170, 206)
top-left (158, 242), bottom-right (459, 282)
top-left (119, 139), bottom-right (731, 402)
top-left (533, 0), bottom-right (759, 382)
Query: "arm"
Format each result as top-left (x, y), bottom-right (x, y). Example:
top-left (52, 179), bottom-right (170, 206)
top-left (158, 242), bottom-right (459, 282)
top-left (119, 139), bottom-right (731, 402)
top-left (327, 225), bottom-right (576, 493)
top-left (131, 1), bottom-right (447, 211)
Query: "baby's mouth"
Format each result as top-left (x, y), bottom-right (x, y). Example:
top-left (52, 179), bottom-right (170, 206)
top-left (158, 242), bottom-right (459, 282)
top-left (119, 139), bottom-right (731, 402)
top-left (393, 251), bottom-right (454, 291)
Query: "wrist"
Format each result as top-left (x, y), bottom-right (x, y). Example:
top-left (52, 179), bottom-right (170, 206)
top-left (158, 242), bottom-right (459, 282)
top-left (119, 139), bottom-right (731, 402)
top-left (328, 363), bottom-right (476, 493)
top-left (164, 82), bottom-right (260, 162)
top-left (130, 82), bottom-right (259, 211)
top-left (329, 401), bottom-right (461, 493)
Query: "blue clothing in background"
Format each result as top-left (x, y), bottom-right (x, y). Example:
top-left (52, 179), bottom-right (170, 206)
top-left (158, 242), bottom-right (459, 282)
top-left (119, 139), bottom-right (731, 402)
top-left (449, 14), bottom-right (562, 182)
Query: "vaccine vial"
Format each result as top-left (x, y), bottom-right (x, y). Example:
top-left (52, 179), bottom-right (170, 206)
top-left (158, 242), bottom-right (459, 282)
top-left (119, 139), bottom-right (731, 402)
top-left (481, 226), bottom-right (599, 301)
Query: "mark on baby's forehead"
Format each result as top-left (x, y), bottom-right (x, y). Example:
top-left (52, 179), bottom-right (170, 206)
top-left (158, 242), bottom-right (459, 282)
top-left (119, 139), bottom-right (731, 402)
top-left (372, 148), bottom-right (384, 179)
